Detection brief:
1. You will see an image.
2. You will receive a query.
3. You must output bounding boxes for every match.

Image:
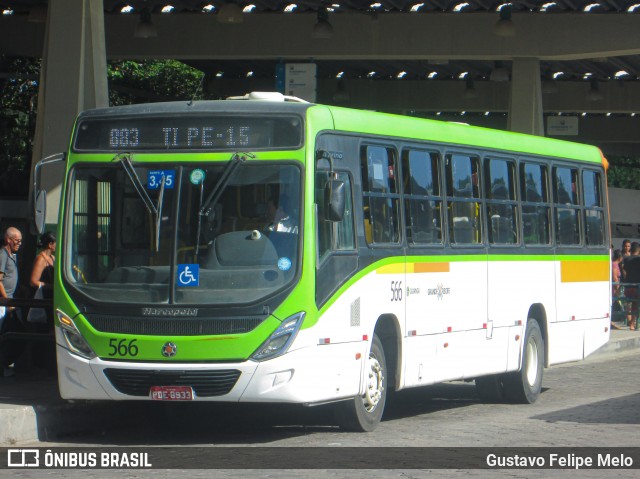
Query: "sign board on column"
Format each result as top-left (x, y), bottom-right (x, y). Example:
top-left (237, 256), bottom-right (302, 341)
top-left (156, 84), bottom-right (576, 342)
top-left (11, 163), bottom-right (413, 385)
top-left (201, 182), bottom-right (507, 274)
top-left (547, 116), bottom-right (578, 136)
top-left (277, 63), bottom-right (316, 102)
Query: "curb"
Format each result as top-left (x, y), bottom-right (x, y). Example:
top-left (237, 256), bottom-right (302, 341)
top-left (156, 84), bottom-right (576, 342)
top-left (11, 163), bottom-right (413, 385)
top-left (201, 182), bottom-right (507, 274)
top-left (591, 334), bottom-right (640, 358)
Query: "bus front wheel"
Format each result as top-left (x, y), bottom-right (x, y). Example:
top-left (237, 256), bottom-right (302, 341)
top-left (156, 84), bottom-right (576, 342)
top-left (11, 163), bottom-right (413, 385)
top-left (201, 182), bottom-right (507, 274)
top-left (502, 319), bottom-right (544, 404)
top-left (334, 334), bottom-right (387, 432)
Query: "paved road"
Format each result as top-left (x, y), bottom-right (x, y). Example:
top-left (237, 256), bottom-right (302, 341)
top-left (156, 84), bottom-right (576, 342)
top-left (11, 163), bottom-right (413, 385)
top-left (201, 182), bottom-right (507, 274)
top-left (2, 350), bottom-right (640, 478)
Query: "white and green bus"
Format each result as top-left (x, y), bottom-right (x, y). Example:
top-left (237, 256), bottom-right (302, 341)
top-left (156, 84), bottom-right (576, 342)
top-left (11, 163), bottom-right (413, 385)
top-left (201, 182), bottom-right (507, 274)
top-left (35, 92), bottom-right (611, 431)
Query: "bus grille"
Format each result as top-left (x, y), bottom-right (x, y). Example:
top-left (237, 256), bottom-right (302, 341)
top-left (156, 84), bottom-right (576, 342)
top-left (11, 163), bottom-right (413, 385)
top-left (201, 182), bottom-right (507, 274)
top-left (103, 368), bottom-right (241, 397)
top-left (85, 315), bottom-right (264, 336)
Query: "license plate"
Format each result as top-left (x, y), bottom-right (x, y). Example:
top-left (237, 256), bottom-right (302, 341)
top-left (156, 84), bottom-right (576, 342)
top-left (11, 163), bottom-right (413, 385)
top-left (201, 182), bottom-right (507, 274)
top-left (150, 385), bottom-right (195, 401)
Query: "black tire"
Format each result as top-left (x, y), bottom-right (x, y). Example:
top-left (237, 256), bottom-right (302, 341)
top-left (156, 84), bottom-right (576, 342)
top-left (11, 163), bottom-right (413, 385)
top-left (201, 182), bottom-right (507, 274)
top-left (475, 374), bottom-right (505, 403)
top-left (334, 334), bottom-right (387, 432)
top-left (502, 319), bottom-right (544, 404)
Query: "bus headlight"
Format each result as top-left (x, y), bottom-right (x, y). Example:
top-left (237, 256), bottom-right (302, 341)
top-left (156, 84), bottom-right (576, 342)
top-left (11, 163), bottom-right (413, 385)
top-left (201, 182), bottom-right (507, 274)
top-left (56, 309), bottom-right (97, 360)
top-left (251, 312), bottom-right (305, 361)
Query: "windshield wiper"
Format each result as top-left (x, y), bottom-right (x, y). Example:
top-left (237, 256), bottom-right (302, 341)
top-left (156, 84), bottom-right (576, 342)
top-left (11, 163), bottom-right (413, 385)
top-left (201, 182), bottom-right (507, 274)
top-left (115, 153), bottom-right (157, 216)
top-left (155, 174), bottom-right (166, 253)
top-left (195, 152), bottom-right (252, 256)
top-left (115, 153), bottom-right (165, 252)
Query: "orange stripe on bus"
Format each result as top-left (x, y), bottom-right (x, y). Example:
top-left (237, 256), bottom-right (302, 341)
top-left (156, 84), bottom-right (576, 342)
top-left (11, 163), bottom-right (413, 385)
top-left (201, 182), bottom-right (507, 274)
top-left (560, 260), bottom-right (609, 283)
top-left (412, 262), bottom-right (450, 273)
top-left (377, 262), bottom-right (451, 274)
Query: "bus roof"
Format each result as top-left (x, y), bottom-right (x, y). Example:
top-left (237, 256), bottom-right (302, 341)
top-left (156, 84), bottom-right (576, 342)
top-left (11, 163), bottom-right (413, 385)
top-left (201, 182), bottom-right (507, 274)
top-left (75, 97), bottom-right (603, 165)
top-left (321, 105), bottom-right (603, 164)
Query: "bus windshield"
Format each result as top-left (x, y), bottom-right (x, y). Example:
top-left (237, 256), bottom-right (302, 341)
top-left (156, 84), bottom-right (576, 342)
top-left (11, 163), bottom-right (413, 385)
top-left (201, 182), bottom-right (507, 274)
top-left (65, 159), bottom-right (301, 305)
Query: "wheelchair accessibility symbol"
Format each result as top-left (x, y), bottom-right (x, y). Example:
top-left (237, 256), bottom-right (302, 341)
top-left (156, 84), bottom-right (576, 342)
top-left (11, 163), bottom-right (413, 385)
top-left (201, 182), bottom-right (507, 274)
top-left (177, 264), bottom-right (199, 287)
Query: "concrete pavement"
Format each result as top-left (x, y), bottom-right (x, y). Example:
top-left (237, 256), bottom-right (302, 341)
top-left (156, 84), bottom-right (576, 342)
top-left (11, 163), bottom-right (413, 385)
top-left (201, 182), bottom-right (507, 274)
top-left (1, 325), bottom-right (639, 445)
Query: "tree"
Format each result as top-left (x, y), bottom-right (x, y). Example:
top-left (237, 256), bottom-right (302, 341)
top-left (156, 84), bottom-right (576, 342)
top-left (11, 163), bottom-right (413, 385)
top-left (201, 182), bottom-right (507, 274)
top-left (0, 55), bottom-right (40, 196)
top-left (108, 60), bottom-right (205, 105)
top-left (0, 58), bottom-right (205, 196)
top-left (606, 155), bottom-right (640, 190)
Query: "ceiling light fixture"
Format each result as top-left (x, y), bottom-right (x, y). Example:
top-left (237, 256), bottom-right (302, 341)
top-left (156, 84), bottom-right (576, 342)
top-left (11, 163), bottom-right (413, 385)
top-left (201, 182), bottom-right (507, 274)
top-left (313, 9), bottom-right (333, 39)
top-left (494, 5), bottom-right (515, 37)
top-left (134, 8), bottom-right (157, 38)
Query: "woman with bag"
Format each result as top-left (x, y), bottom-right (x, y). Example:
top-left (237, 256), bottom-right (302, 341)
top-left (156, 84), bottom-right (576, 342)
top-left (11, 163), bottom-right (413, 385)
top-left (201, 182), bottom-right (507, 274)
top-left (28, 232), bottom-right (55, 327)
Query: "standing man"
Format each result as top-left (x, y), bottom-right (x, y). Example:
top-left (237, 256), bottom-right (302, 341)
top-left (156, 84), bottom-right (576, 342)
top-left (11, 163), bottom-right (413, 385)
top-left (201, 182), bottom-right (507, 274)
top-left (0, 226), bottom-right (22, 377)
top-left (623, 242), bottom-right (640, 331)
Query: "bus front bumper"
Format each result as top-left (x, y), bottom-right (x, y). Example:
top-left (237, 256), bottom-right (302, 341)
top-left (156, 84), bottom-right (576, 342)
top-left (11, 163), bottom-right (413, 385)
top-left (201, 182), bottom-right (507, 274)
top-left (56, 339), bottom-right (364, 404)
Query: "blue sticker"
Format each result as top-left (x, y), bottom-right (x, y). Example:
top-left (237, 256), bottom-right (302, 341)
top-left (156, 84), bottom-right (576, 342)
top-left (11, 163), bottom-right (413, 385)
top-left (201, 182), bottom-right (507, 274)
top-left (177, 264), bottom-right (199, 287)
top-left (148, 170), bottom-right (175, 190)
top-left (277, 257), bottom-right (292, 271)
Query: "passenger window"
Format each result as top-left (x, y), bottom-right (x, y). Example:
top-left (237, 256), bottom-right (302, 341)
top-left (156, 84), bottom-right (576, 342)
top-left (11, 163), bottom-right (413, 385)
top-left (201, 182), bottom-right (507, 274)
top-left (316, 171), bottom-right (355, 261)
top-left (485, 158), bottom-right (517, 244)
top-left (583, 170), bottom-right (605, 246)
top-left (361, 145), bottom-right (401, 245)
top-left (553, 166), bottom-right (580, 245)
top-left (520, 162), bottom-right (551, 245)
top-left (446, 154), bottom-right (482, 245)
top-left (402, 149), bottom-right (443, 245)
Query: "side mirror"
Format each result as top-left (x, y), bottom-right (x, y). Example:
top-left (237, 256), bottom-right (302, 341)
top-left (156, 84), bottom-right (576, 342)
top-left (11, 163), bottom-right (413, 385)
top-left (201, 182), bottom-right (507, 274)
top-left (34, 190), bottom-right (46, 235)
top-left (31, 152), bottom-right (65, 235)
top-left (324, 179), bottom-right (345, 222)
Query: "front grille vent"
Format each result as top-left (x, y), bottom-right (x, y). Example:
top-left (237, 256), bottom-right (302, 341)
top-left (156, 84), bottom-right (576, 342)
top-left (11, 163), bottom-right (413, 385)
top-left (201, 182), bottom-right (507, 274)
top-left (104, 368), bottom-right (241, 397)
top-left (85, 315), bottom-right (263, 336)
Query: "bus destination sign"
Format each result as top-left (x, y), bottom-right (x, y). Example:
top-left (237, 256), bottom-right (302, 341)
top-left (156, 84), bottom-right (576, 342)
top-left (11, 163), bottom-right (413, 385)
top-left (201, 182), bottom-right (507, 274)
top-left (73, 115), bottom-right (302, 152)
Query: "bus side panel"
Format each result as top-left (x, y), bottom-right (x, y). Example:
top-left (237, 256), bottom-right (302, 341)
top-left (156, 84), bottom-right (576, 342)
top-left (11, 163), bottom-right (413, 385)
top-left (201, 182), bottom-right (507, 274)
top-left (547, 320), bottom-right (584, 364)
top-left (462, 327), bottom-right (510, 380)
top-left (583, 316), bottom-right (610, 358)
top-left (552, 257), bottom-right (610, 364)
top-left (488, 258), bottom-right (555, 373)
top-left (402, 335), bottom-right (437, 387)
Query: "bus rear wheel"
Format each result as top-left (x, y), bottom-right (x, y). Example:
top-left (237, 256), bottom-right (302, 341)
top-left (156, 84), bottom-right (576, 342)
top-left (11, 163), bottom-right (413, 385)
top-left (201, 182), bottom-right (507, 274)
top-left (334, 334), bottom-right (387, 432)
top-left (502, 319), bottom-right (544, 404)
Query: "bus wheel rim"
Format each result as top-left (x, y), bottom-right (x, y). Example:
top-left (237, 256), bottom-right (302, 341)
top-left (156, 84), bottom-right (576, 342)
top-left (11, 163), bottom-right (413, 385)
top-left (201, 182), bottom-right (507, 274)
top-left (525, 340), bottom-right (539, 386)
top-left (363, 356), bottom-right (383, 412)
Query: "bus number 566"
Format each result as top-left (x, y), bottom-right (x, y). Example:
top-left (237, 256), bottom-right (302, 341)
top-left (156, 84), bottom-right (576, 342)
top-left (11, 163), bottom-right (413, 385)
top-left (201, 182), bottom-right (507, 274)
top-left (390, 281), bottom-right (403, 302)
top-left (108, 338), bottom-right (139, 357)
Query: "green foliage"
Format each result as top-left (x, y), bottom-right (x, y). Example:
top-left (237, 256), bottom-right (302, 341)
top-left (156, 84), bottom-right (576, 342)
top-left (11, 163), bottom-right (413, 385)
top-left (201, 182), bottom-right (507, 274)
top-left (0, 55), bottom-right (40, 175)
top-left (108, 60), bottom-right (205, 105)
top-left (0, 57), bottom-right (204, 189)
top-left (606, 155), bottom-right (640, 190)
